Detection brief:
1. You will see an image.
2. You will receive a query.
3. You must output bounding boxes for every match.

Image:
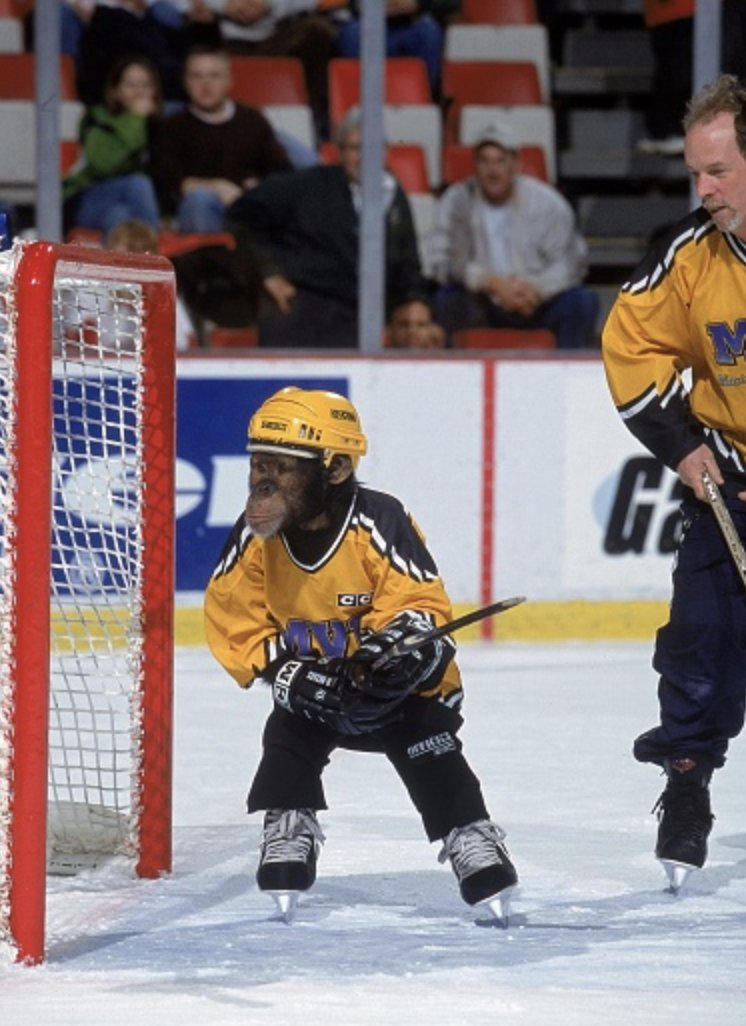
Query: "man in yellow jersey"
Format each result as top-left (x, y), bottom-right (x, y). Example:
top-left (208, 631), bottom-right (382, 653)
top-left (603, 74), bottom-right (746, 891)
top-left (204, 386), bottom-right (517, 921)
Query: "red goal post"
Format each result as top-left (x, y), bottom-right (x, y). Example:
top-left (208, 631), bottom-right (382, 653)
top-left (0, 241), bottom-right (176, 964)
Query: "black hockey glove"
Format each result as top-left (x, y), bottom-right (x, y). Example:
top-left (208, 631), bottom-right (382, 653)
top-left (258, 654), bottom-right (401, 736)
top-left (349, 610), bottom-right (453, 699)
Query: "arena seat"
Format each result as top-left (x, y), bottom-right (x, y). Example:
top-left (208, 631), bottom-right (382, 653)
top-left (452, 328), bottom-right (556, 351)
top-left (0, 52), bottom-right (78, 99)
top-left (444, 24), bottom-right (551, 103)
top-left (262, 104), bottom-right (315, 151)
top-left (229, 56), bottom-right (309, 106)
top-left (328, 57), bottom-right (432, 130)
top-left (458, 0), bottom-right (538, 23)
top-left (441, 60), bottom-right (543, 145)
top-left (0, 98), bottom-right (83, 203)
top-left (0, 12), bottom-right (22, 52)
top-left (208, 327), bottom-right (259, 349)
top-left (408, 192), bottom-right (436, 269)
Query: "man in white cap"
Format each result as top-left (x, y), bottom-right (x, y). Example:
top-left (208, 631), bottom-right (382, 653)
top-left (428, 119), bottom-right (598, 349)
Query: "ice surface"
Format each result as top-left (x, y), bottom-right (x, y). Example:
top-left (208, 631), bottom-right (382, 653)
top-left (2, 641), bottom-right (744, 1025)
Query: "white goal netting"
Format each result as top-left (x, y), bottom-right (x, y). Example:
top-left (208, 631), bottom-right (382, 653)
top-left (48, 278), bottom-right (147, 866)
top-left (1, 247), bottom-right (150, 884)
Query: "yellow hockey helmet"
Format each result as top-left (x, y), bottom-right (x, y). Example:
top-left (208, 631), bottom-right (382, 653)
top-left (247, 387), bottom-right (368, 468)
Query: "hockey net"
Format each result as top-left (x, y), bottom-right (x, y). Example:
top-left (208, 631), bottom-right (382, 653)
top-left (0, 241), bottom-right (175, 963)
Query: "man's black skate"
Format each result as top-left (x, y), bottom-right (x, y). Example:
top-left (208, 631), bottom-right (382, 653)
top-left (256, 808), bottom-right (325, 919)
top-left (438, 819), bottom-right (518, 924)
top-left (653, 757), bottom-right (714, 892)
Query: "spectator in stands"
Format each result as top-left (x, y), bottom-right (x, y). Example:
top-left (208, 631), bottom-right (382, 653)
top-left (227, 106), bottom-right (424, 348)
top-left (428, 120), bottom-right (598, 350)
top-left (387, 295), bottom-right (445, 349)
top-left (106, 217), bottom-right (197, 351)
top-left (62, 56), bottom-right (162, 240)
top-left (106, 217), bottom-right (160, 253)
top-left (150, 45), bottom-right (293, 232)
top-left (60, 1), bottom-right (89, 69)
top-left (636, 1), bottom-right (693, 156)
top-left (638, 1), bottom-right (746, 157)
top-left (72, 0), bottom-right (214, 105)
top-left (200, 0), bottom-right (343, 140)
top-left (335, 1), bottom-right (461, 98)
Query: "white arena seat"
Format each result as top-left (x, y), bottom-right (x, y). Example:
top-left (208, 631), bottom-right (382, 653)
top-left (0, 15), bottom-right (23, 52)
top-left (444, 24), bottom-right (551, 104)
top-left (0, 99), bottom-right (84, 203)
top-left (262, 104), bottom-right (316, 152)
top-left (408, 192), bottom-right (436, 273)
top-left (383, 105), bottom-right (442, 189)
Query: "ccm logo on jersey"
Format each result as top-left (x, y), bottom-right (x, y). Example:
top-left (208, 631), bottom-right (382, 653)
top-left (338, 591), bottom-right (373, 607)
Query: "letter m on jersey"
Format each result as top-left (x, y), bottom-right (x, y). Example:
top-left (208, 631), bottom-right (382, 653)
top-left (284, 618), bottom-right (351, 658)
top-left (707, 320), bottom-right (746, 365)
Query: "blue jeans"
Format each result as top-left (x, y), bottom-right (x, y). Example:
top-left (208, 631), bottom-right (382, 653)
top-left (434, 283), bottom-right (600, 350)
top-left (69, 173), bottom-right (160, 237)
top-left (336, 15), bottom-right (445, 95)
top-left (176, 189), bottom-right (226, 233)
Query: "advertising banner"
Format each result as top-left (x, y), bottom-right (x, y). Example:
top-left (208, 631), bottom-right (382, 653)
top-left (174, 356), bottom-right (677, 618)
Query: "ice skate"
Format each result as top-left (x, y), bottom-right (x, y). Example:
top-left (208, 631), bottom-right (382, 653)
top-left (660, 860), bottom-right (694, 894)
top-left (438, 819), bottom-right (518, 926)
top-left (256, 808), bottom-right (325, 917)
top-left (270, 890), bottom-right (299, 923)
top-left (653, 757), bottom-right (713, 892)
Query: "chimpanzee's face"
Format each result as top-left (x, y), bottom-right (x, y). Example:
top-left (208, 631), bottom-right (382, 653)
top-left (245, 452), bottom-right (324, 539)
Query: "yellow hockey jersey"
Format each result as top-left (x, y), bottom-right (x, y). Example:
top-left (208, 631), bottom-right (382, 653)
top-left (602, 208), bottom-right (746, 495)
top-left (204, 484), bottom-right (462, 702)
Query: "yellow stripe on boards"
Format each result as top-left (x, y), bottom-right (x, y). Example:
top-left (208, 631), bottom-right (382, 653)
top-left (173, 601), bottom-right (669, 648)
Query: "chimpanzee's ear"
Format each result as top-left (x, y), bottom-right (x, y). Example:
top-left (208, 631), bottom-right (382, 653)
top-left (327, 454), bottom-right (354, 484)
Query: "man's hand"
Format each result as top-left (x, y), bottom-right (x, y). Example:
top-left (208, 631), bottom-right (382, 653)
top-left (182, 177), bottom-right (243, 206)
top-left (677, 445), bottom-right (730, 501)
top-left (223, 0), bottom-right (268, 25)
top-left (485, 275), bottom-right (541, 317)
top-left (263, 274), bottom-right (296, 313)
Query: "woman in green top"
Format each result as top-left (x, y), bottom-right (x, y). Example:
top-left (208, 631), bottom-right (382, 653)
top-left (63, 56), bottom-right (162, 239)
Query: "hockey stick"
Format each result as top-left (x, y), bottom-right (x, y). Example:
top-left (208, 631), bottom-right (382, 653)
top-left (367, 595), bottom-right (527, 671)
top-left (701, 471), bottom-right (746, 591)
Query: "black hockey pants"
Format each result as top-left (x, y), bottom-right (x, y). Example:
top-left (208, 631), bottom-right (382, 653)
top-left (247, 697), bottom-right (490, 842)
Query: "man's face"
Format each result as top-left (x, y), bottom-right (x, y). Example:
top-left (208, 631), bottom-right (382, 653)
top-left (339, 127), bottom-right (362, 183)
top-left (184, 54), bottom-right (232, 114)
top-left (245, 452), bottom-right (323, 539)
top-left (474, 143), bottom-right (518, 205)
top-left (389, 301), bottom-right (442, 349)
top-left (687, 111), bottom-right (746, 239)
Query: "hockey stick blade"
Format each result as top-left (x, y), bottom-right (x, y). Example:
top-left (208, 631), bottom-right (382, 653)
top-left (701, 471), bottom-right (746, 591)
top-left (369, 595), bottom-right (527, 671)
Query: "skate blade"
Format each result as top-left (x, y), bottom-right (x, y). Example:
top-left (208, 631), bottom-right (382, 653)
top-left (268, 890), bottom-right (299, 923)
top-left (477, 885), bottom-right (516, 928)
top-left (659, 859), bottom-right (695, 894)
